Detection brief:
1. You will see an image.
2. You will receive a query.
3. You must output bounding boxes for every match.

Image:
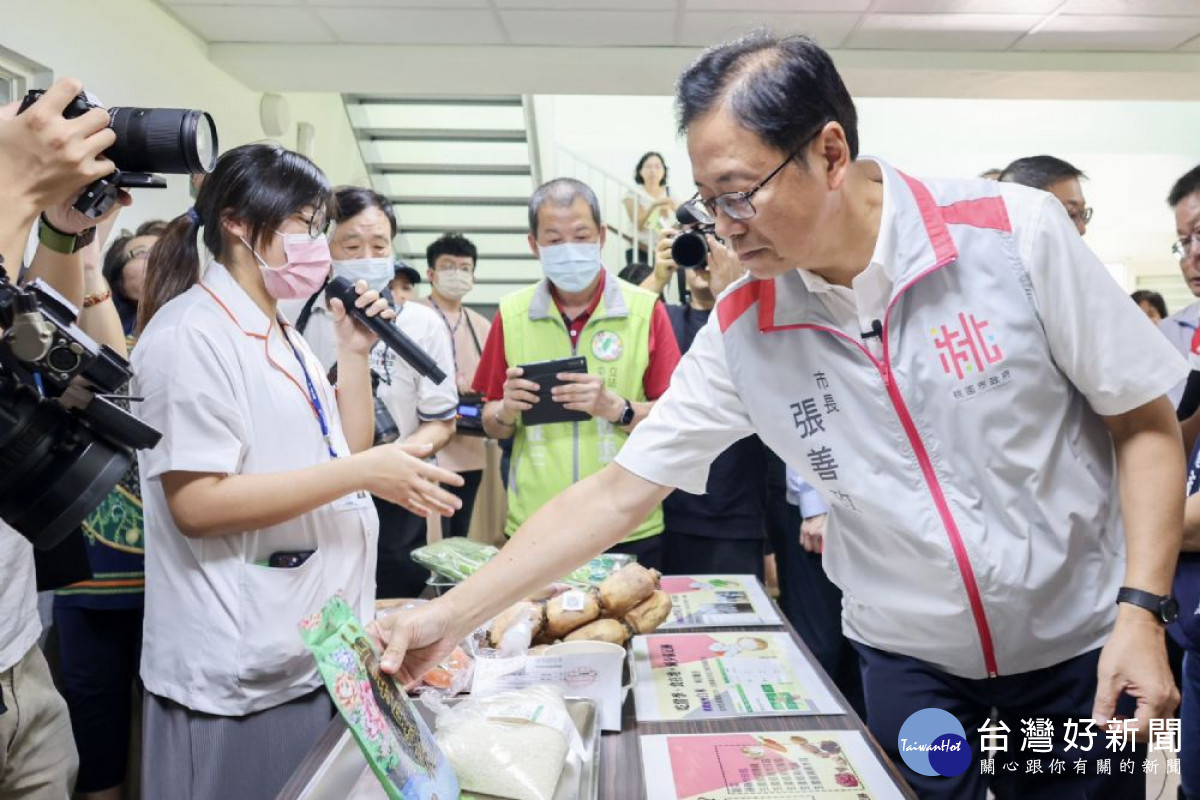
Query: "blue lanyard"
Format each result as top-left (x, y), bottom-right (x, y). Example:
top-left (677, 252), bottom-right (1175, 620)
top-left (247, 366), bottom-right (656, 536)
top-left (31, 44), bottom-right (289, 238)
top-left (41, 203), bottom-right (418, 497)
top-left (282, 327), bottom-right (338, 460)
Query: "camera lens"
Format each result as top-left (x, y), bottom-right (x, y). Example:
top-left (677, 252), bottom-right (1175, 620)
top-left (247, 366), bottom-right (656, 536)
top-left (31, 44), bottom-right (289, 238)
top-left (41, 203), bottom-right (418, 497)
top-left (106, 107), bottom-right (219, 175)
top-left (671, 230), bottom-right (709, 270)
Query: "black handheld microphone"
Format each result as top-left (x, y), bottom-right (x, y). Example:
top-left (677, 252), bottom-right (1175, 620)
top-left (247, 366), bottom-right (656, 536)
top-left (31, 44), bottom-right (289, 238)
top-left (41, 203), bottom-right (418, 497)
top-left (860, 319), bottom-right (884, 340)
top-left (325, 276), bottom-right (447, 385)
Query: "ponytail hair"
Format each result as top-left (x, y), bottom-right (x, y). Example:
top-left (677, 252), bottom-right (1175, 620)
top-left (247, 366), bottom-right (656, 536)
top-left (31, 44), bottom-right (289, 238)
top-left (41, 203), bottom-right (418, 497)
top-left (139, 142), bottom-right (333, 332)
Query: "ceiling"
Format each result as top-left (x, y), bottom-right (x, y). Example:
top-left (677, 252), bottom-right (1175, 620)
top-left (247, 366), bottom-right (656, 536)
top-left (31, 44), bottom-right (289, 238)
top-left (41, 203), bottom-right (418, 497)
top-left (153, 0), bottom-right (1200, 98)
top-left (156, 0), bottom-right (1200, 51)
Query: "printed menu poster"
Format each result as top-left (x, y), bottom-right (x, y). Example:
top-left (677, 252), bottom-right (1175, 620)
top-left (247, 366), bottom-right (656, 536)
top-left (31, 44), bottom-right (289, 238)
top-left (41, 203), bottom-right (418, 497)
top-left (660, 575), bottom-right (783, 628)
top-left (640, 730), bottom-right (906, 800)
top-left (631, 632), bottom-right (842, 721)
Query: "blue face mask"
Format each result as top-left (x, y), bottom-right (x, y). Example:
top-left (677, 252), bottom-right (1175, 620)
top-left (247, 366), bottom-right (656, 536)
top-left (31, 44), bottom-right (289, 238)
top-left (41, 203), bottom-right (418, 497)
top-left (331, 257), bottom-right (393, 294)
top-left (539, 242), bottom-right (603, 293)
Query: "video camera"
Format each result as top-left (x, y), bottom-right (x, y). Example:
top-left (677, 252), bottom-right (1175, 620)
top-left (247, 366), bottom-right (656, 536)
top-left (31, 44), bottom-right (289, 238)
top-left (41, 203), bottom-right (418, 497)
top-left (671, 202), bottom-right (718, 270)
top-left (0, 270), bottom-right (161, 549)
top-left (18, 89), bottom-right (218, 219)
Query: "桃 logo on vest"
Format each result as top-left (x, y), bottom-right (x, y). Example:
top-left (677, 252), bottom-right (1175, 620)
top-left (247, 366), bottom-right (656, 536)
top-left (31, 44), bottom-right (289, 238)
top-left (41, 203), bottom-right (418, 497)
top-left (591, 330), bottom-right (623, 362)
top-left (898, 708), bottom-right (972, 777)
top-left (930, 312), bottom-right (1012, 400)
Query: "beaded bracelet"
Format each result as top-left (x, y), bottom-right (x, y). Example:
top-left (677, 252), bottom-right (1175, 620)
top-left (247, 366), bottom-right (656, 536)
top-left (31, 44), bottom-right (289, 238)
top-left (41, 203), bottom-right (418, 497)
top-left (82, 289), bottom-right (112, 308)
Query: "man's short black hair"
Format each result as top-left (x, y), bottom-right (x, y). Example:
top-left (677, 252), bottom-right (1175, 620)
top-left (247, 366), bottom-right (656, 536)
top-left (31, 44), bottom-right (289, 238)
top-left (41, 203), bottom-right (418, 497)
top-left (676, 30), bottom-right (859, 161)
top-left (1168, 165), bottom-right (1200, 208)
top-left (998, 156), bottom-right (1085, 191)
top-left (333, 186), bottom-right (397, 238)
top-left (426, 232), bottom-right (478, 270)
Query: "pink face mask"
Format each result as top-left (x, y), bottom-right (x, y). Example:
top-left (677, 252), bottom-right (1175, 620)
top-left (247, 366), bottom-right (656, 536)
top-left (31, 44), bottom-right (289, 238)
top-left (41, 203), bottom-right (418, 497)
top-left (242, 232), bottom-right (332, 300)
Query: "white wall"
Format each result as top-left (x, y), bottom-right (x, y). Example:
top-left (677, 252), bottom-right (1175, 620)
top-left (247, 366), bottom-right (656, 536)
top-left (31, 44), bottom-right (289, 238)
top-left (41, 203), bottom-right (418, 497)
top-left (1, 0), bottom-right (367, 234)
top-left (538, 93), bottom-right (1200, 309)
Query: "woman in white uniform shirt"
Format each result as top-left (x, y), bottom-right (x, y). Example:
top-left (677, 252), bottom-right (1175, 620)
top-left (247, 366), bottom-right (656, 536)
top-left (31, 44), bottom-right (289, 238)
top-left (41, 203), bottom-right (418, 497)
top-left (132, 143), bottom-right (462, 800)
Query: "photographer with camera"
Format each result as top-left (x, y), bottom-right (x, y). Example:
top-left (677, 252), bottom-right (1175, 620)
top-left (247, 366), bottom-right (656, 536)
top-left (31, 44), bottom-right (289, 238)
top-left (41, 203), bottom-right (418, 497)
top-left (0, 77), bottom-right (147, 800)
top-left (649, 222), bottom-right (773, 580)
top-left (132, 143), bottom-right (462, 799)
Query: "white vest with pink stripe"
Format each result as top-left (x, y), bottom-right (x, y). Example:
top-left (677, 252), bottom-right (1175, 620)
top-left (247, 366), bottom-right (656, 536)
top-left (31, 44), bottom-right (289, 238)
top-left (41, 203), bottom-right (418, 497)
top-left (717, 161), bottom-right (1122, 679)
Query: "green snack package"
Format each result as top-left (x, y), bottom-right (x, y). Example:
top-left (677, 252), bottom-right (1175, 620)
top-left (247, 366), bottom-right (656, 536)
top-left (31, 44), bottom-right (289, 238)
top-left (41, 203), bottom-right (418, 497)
top-left (299, 596), bottom-right (459, 800)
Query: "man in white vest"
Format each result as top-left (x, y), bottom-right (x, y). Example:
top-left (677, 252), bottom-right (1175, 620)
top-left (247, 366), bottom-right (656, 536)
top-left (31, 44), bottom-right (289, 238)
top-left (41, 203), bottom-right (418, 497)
top-left (374, 33), bottom-right (1186, 799)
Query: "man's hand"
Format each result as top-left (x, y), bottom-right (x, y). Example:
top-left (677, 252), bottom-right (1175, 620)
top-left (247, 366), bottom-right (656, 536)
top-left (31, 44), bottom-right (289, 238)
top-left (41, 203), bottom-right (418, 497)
top-left (551, 372), bottom-right (622, 421)
top-left (357, 441), bottom-right (464, 517)
top-left (329, 279), bottom-right (394, 356)
top-left (497, 366), bottom-right (540, 424)
top-left (43, 187), bottom-right (131, 236)
top-left (705, 233), bottom-right (746, 297)
top-left (800, 513), bottom-right (827, 554)
top-left (368, 597), bottom-right (467, 685)
top-left (0, 77), bottom-right (116, 217)
top-left (1092, 606), bottom-right (1179, 740)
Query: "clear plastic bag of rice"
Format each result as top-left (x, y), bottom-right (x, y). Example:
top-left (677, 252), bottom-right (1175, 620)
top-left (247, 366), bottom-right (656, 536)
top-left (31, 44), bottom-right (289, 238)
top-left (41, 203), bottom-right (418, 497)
top-left (431, 684), bottom-right (584, 800)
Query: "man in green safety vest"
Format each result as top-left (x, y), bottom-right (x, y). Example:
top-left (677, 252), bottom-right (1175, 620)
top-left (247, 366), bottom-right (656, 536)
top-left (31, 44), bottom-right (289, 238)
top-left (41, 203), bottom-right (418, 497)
top-left (472, 178), bottom-right (682, 569)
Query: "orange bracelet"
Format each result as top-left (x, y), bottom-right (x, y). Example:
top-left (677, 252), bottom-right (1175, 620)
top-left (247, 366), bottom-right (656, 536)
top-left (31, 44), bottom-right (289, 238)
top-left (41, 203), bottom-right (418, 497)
top-left (82, 289), bottom-right (112, 308)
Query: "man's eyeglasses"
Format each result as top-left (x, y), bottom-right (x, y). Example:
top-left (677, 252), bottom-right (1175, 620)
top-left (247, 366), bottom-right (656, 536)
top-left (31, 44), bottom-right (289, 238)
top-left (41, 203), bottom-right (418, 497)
top-left (433, 263), bottom-right (473, 274)
top-left (681, 119), bottom-right (830, 226)
top-left (1067, 206), bottom-right (1094, 226)
top-left (1173, 231), bottom-right (1200, 260)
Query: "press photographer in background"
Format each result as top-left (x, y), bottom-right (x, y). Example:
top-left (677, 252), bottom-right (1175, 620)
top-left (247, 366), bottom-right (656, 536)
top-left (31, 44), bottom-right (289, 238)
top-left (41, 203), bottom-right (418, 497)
top-left (0, 76), bottom-right (131, 800)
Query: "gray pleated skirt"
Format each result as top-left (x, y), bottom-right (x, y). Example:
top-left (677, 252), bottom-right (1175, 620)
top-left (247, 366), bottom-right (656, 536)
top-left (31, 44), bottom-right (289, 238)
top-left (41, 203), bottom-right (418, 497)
top-left (141, 689), bottom-right (334, 800)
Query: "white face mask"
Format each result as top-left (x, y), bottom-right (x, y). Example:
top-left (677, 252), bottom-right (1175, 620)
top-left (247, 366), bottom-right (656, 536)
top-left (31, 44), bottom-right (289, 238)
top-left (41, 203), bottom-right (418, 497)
top-left (435, 269), bottom-right (474, 300)
top-left (331, 257), bottom-right (394, 294)
top-left (539, 242), bottom-right (603, 293)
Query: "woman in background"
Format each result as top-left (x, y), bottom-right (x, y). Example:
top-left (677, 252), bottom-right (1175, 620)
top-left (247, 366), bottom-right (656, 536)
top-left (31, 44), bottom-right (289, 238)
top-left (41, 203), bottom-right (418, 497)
top-left (623, 151), bottom-right (676, 264)
top-left (102, 219), bottom-right (167, 334)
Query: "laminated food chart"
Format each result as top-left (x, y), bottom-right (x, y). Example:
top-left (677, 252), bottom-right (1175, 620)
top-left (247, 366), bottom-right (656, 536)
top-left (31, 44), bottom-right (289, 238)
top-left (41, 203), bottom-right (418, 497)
top-left (657, 575), bottom-right (783, 629)
top-left (299, 596), bottom-right (459, 800)
top-left (631, 632), bottom-right (843, 721)
top-left (640, 730), bottom-right (907, 800)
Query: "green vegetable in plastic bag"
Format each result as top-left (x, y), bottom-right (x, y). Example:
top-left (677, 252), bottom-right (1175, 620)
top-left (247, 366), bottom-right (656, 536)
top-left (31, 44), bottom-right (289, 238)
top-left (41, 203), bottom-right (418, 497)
top-left (412, 538), bottom-right (635, 589)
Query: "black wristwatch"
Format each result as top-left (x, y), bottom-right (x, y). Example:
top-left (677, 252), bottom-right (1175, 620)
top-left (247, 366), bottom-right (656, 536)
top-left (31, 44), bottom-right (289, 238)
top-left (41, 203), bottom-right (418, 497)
top-left (614, 398), bottom-right (635, 427)
top-left (1116, 587), bottom-right (1179, 624)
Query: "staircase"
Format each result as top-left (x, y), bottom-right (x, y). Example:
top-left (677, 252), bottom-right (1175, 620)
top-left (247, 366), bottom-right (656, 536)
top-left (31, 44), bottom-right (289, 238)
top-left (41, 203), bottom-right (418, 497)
top-left (344, 95), bottom-right (542, 312)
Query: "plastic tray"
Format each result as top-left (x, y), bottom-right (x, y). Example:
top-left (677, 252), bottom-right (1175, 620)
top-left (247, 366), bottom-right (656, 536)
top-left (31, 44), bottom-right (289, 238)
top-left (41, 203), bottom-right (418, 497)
top-left (294, 697), bottom-right (600, 800)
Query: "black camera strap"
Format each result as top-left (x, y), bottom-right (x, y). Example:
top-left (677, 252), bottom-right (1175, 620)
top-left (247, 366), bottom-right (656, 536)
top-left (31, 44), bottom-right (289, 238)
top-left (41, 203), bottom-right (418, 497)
top-left (463, 308), bottom-right (483, 356)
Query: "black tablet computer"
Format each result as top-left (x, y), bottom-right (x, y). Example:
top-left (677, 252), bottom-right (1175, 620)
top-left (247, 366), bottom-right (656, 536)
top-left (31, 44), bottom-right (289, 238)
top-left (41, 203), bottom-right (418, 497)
top-left (519, 356), bottom-right (590, 426)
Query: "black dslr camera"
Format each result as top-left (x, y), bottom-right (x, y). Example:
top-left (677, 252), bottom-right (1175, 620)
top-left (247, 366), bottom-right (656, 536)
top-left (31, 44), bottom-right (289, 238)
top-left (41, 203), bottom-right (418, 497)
top-left (0, 270), bottom-right (161, 549)
top-left (671, 203), bottom-right (718, 270)
top-left (17, 89), bottom-right (218, 219)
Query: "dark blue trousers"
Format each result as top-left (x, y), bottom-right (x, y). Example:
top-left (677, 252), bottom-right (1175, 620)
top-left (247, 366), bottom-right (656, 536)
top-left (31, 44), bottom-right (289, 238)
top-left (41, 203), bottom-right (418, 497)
top-left (855, 643), bottom-right (1145, 800)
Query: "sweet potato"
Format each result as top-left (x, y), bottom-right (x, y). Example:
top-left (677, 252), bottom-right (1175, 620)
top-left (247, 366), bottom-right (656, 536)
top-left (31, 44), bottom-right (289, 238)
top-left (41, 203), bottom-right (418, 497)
top-left (597, 563), bottom-right (661, 617)
top-left (563, 618), bottom-right (631, 645)
top-left (543, 589), bottom-right (602, 640)
top-left (623, 589), bottom-right (672, 634)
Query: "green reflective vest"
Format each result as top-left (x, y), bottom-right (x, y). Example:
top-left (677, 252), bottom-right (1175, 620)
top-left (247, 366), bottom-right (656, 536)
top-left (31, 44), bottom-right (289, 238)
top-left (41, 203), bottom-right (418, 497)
top-left (500, 275), bottom-right (663, 542)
